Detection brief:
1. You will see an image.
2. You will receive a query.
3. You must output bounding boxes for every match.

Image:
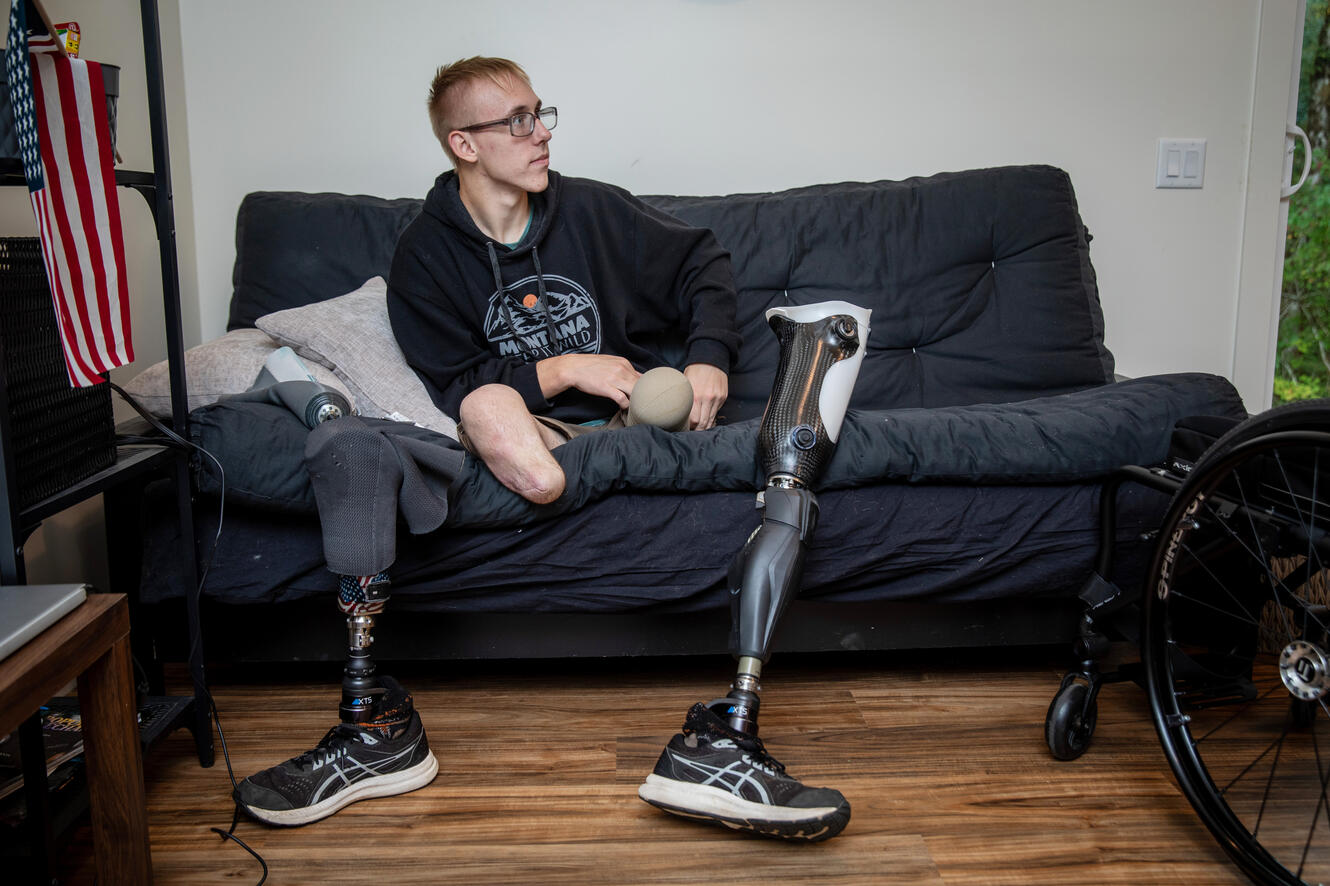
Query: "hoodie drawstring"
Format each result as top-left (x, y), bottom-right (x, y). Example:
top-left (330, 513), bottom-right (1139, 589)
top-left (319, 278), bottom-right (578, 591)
top-left (530, 248), bottom-right (563, 354)
top-left (487, 241), bottom-right (564, 360)
top-left (487, 242), bottom-right (529, 359)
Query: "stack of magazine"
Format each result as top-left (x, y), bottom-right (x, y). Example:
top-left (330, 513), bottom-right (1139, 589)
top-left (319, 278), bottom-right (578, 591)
top-left (0, 696), bottom-right (177, 835)
top-left (0, 698), bottom-right (85, 833)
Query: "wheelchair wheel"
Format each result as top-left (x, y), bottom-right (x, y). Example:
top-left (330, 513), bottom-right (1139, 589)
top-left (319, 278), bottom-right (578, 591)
top-left (1143, 400), bottom-right (1330, 885)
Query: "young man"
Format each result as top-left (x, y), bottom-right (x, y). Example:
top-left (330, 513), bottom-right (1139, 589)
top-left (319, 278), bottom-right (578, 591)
top-left (387, 56), bottom-right (740, 505)
top-left (236, 57), bottom-right (846, 841)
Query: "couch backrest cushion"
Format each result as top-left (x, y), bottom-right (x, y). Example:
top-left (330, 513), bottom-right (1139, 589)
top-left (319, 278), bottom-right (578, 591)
top-left (643, 165), bottom-right (1113, 420)
top-left (229, 191), bottom-right (423, 330)
top-left (230, 165), bottom-right (1113, 421)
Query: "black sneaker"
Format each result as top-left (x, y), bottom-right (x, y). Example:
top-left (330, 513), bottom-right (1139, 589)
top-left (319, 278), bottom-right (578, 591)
top-left (638, 702), bottom-right (850, 842)
top-left (234, 679), bottom-right (437, 826)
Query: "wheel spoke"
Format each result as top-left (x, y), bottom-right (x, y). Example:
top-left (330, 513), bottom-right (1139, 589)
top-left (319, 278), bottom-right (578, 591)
top-left (1267, 447), bottom-right (1328, 580)
top-left (1251, 722), bottom-right (1286, 838)
top-left (1195, 678), bottom-right (1288, 746)
top-left (1213, 718), bottom-right (1285, 799)
top-left (1230, 470), bottom-right (1311, 646)
top-left (1168, 585), bottom-right (1260, 628)
top-left (1275, 447), bottom-right (1327, 582)
top-left (1224, 454), bottom-right (1330, 640)
top-left (1295, 723), bottom-right (1330, 880)
top-left (1174, 512), bottom-right (1263, 627)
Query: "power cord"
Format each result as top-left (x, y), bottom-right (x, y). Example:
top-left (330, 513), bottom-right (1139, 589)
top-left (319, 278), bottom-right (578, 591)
top-left (205, 694), bottom-right (268, 885)
top-left (109, 382), bottom-right (268, 885)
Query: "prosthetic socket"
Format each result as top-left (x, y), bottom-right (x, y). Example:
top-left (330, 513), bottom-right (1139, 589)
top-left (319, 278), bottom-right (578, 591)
top-left (721, 301), bottom-right (871, 734)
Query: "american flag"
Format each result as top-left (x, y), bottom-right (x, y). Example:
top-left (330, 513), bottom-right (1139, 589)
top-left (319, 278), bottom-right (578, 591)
top-left (4, 0), bottom-right (131, 387)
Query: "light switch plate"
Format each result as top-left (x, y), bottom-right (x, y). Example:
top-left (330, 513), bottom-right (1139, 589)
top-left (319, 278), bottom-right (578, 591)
top-left (1156, 138), bottom-right (1206, 188)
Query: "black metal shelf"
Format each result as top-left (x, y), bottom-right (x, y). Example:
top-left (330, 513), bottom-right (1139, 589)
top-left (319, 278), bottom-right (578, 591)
top-left (0, 9), bottom-right (214, 884)
top-left (16, 444), bottom-right (172, 530)
top-left (0, 165), bottom-right (162, 230)
top-left (0, 0), bottom-right (211, 759)
top-left (0, 158), bottom-right (153, 187)
top-left (0, 2), bottom-right (213, 878)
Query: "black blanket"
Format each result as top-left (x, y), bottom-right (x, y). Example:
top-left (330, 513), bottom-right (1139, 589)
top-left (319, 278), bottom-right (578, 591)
top-left (191, 371), bottom-right (1245, 530)
top-left (146, 372), bottom-right (1244, 612)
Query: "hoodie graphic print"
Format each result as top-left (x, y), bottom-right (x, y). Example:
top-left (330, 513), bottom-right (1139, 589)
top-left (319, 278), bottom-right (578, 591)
top-left (483, 271), bottom-right (600, 359)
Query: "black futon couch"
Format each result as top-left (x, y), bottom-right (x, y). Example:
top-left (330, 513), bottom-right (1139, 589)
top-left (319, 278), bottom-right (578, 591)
top-left (134, 164), bottom-right (1247, 664)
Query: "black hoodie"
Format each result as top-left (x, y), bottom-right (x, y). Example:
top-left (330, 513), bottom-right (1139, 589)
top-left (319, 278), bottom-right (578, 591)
top-left (386, 170), bottom-right (741, 424)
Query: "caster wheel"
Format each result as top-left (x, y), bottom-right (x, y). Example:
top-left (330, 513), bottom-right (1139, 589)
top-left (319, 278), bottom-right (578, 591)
top-left (1045, 681), bottom-right (1098, 761)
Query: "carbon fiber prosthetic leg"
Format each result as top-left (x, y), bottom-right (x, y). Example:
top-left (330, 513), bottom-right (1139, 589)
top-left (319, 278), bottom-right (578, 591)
top-left (719, 301), bottom-right (871, 735)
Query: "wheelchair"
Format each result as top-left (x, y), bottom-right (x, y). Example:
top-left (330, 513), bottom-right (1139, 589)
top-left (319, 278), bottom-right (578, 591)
top-left (1046, 399), bottom-right (1330, 885)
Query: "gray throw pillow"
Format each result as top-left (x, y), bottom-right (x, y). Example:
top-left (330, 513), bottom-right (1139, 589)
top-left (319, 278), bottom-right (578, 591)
top-left (254, 277), bottom-right (458, 438)
top-left (121, 327), bottom-right (352, 417)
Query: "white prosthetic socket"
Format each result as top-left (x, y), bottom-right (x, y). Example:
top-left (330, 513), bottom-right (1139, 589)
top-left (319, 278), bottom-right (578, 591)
top-left (719, 301), bottom-right (871, 734)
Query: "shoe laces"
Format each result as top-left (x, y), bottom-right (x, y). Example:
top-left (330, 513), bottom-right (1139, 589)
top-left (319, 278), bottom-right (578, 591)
top-left (294, 724), bottom-right (363, 770)
top-left (685, 715), bottom-right (788, 776)
top-left (735, 735), bottom-right (787, 776)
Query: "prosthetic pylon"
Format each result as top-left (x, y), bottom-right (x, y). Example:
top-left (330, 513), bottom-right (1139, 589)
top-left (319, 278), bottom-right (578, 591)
top-left (338, 576), bottom-right (392, 724)
top-left (717, 301), bottom-right (871, 735)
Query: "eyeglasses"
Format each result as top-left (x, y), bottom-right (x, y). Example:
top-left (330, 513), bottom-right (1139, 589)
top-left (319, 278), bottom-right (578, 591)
top-left (460, 106), bottom-right (557, 137)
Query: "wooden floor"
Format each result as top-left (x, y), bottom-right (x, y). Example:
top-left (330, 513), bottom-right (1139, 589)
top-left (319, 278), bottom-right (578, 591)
top-left (52, 648), bottom-right (1252, 885)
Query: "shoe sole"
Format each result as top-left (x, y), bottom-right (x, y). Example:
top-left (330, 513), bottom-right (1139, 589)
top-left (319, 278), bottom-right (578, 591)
top-left (241, 751), bottom-right (439, 827)
top-left (638, 773), bottom-right (850, 842)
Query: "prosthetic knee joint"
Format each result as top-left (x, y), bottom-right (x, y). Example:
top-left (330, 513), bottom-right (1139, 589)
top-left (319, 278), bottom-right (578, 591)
top-left (720, 301), bottom-right (871, 735)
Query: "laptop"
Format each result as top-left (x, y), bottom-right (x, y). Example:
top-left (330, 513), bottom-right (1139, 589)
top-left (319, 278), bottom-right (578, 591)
top-left (0, 584), bottom-right (88, 663)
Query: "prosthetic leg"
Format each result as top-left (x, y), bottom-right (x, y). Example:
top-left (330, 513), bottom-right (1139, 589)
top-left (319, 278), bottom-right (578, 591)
top-left (639, 301), bottom-right (869, 842)
top-left (718, 301), bottom-right (871, 734)
top-left (232, 347), bottom-right (393, 724)
top-left (235, 415), bottom-right (439, 828)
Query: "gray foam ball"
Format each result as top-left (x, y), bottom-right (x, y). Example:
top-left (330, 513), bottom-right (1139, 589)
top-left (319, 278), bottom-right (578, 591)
top-left (626, 367), bottom-right (693, 432)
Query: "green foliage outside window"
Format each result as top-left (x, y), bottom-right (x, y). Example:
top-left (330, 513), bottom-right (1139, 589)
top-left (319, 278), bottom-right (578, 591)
top-left (1278, 145), bottom-right (1330, 403)
top-left (1277, 0), bottom-right (1330, 403)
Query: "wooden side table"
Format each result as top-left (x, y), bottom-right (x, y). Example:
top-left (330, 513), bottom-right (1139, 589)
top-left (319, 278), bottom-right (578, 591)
top-left (0, 592), bottom-right (152, 885)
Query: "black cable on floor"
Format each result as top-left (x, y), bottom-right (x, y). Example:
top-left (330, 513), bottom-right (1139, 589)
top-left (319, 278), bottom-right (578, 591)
top-left (111, 382), bottom-right (268, 885)
top-left (206, 696), bottom-right (268, 885)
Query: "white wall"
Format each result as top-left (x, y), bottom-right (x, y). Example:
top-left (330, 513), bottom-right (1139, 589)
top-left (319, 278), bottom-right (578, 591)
top-left (0, 0), bottom-right (1304, 582)
top-left (171, 0), bottom-right (1298, 411)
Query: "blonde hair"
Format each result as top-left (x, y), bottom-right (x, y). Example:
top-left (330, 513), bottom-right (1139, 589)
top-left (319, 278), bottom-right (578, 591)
top-left (427, 57), bottom-right (532, 164)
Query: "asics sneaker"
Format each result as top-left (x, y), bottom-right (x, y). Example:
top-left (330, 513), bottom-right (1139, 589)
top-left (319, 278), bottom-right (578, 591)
top-left (235, 677), bottom-right (437, 826)
top-left (638, 702), bottom-right (850, 842)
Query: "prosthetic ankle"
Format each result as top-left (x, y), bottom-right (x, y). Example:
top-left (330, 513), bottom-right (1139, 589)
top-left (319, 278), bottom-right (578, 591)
top-left (717, 302), bottom-right (871, 736)
top-left (338, 572), bottom-right (391, 724)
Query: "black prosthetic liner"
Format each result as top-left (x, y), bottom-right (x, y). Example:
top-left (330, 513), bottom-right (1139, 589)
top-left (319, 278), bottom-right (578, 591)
top-left (758, 313), bottom-right (862, 486)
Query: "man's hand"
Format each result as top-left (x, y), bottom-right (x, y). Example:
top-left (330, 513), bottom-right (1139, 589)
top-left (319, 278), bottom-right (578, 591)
top-left (538, 354), bottom-right (641, 409)
top-left (683, 363), bottom-right (728, 430)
